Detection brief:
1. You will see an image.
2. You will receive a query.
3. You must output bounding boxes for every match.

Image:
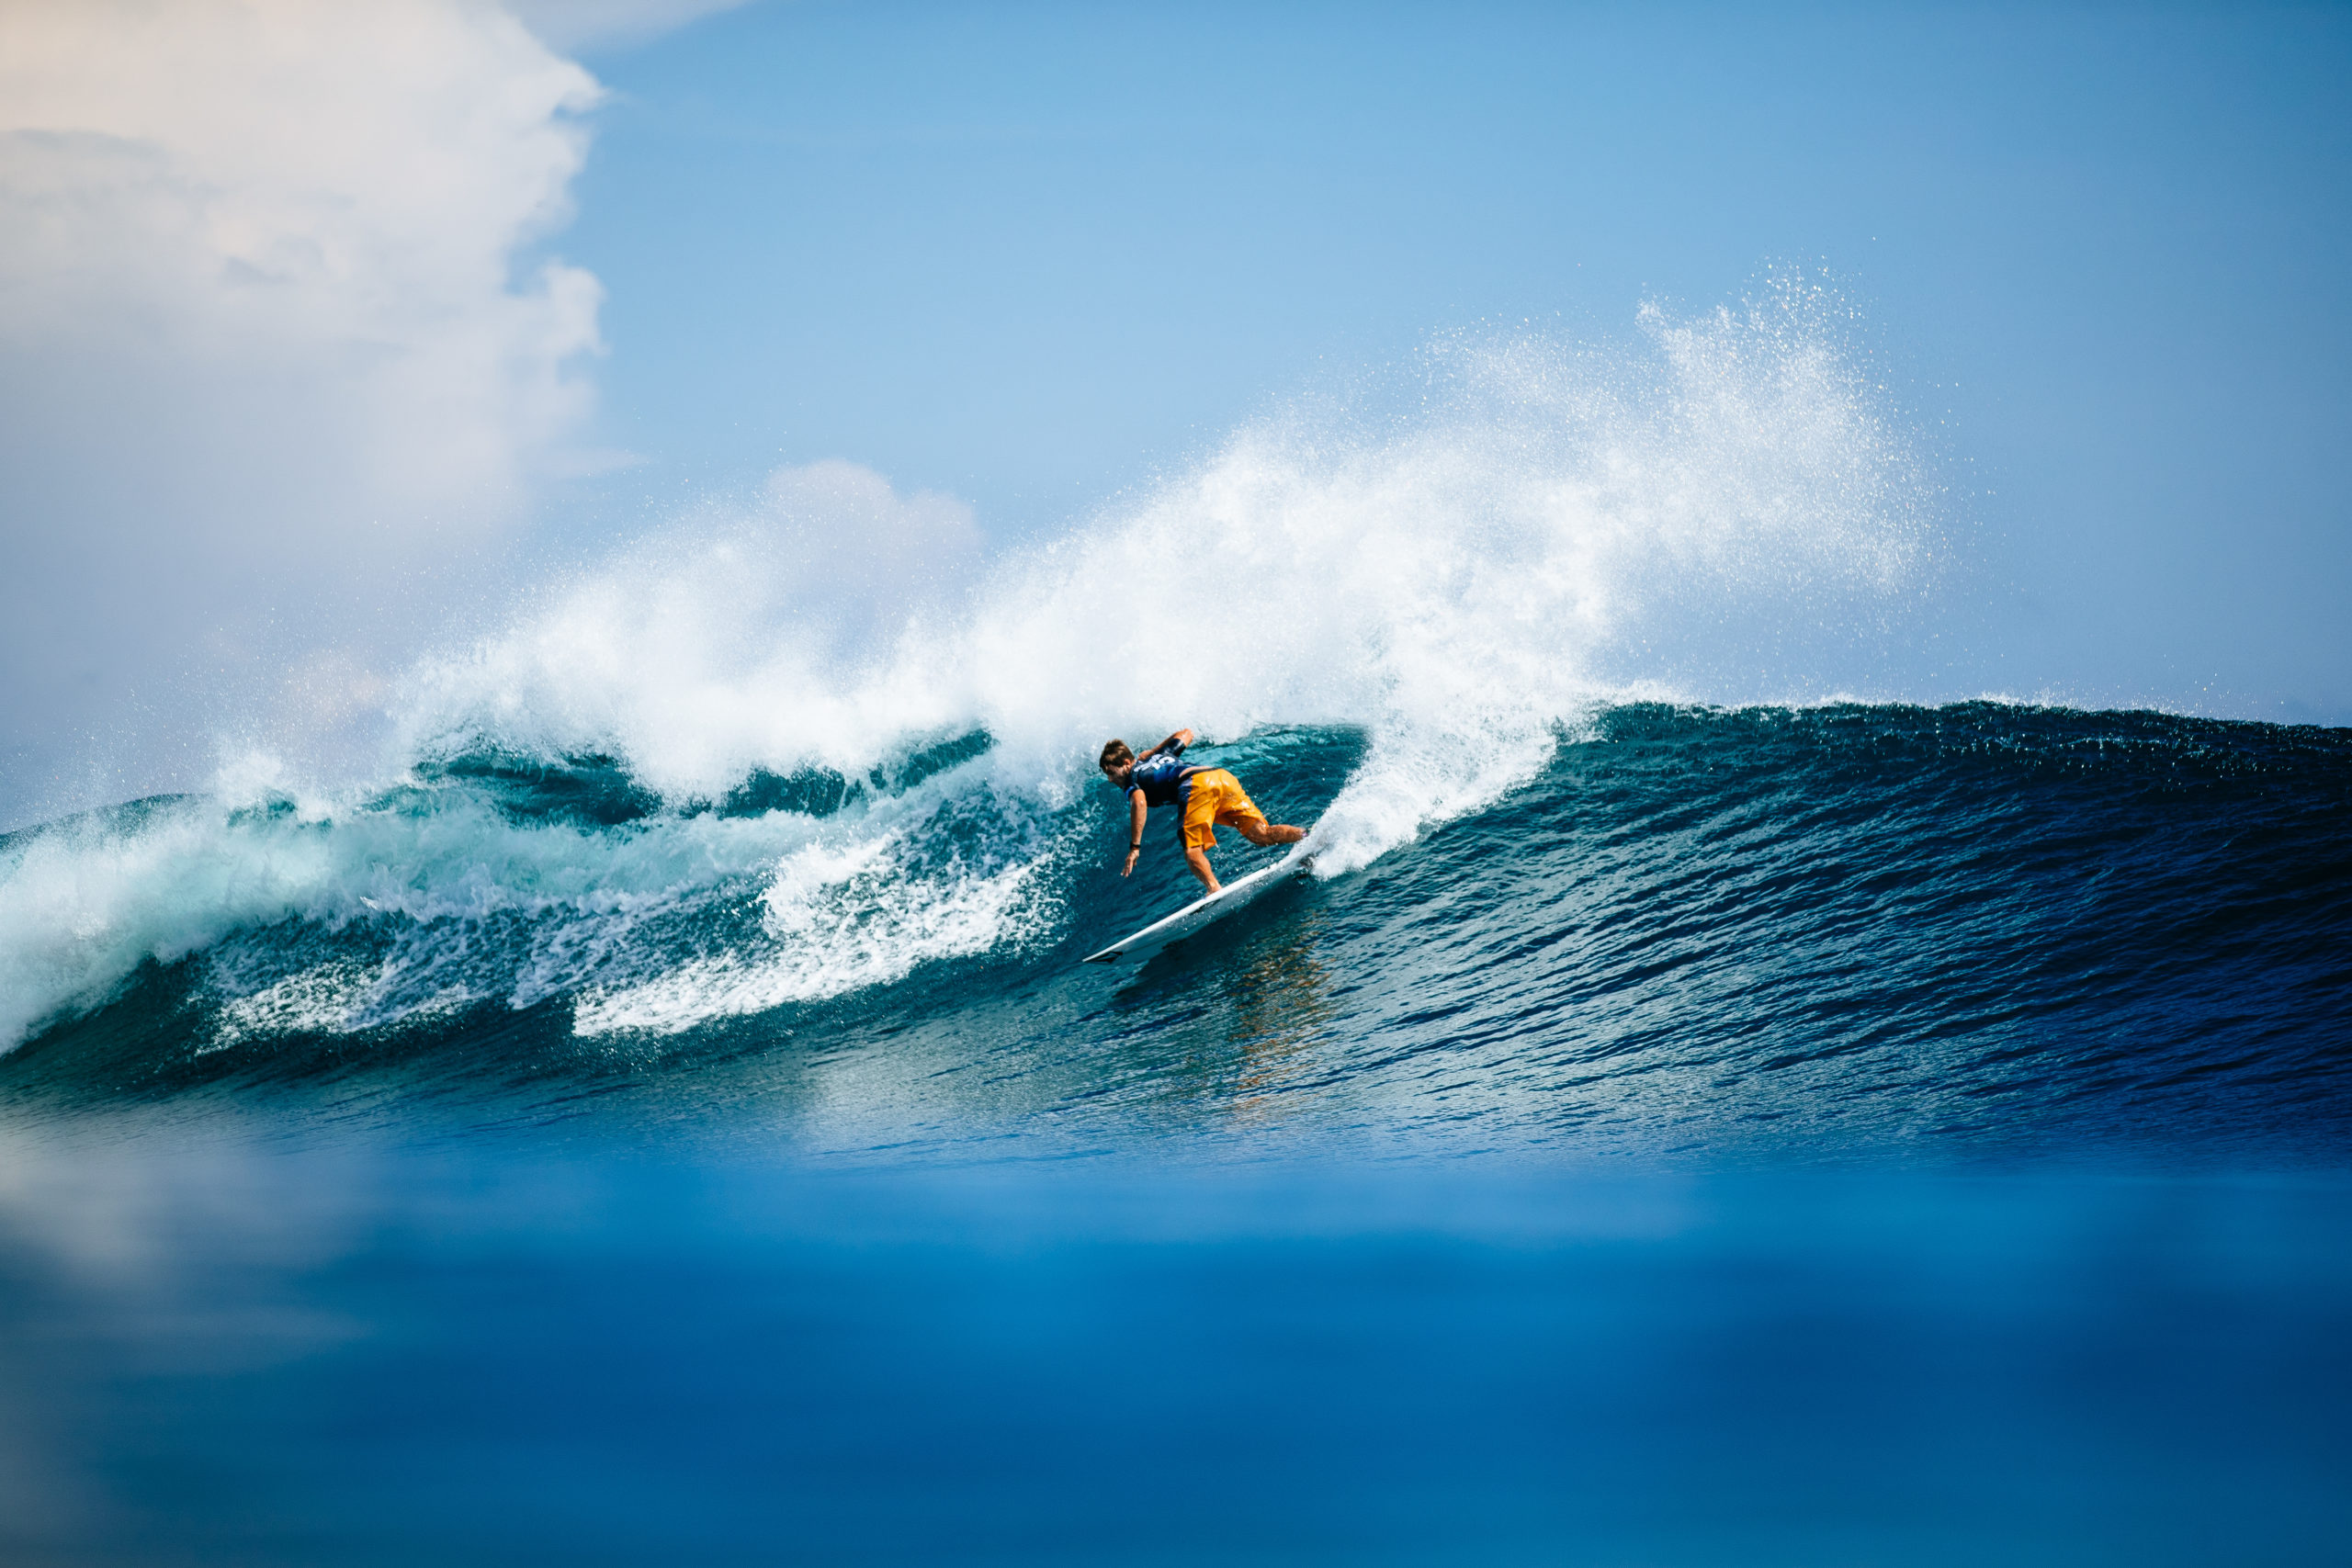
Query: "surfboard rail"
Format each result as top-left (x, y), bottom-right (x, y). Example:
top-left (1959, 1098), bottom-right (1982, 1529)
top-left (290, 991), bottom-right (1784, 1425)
top-left (1081, 852), bottom-right (1307, 964)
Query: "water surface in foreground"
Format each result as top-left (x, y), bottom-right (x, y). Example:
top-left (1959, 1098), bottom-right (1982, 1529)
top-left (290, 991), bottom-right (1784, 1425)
top-left (1, 1134), bottom-right (2345, 1567)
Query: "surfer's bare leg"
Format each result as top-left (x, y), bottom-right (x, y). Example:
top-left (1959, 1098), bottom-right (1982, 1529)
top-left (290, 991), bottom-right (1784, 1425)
top-left (1236, 818), bottom-right (1305, 847)
top-left (1183, 847), bottom-right (1221, 895)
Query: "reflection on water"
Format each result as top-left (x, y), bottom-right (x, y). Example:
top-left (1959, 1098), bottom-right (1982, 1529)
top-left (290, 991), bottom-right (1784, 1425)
top-left (1094, 901), bottom-right (1338, 1132)
top-left (2, 1128), bottom-right (2347, 1568)
top-left (1221, 915), bottom-right (1335, 1123)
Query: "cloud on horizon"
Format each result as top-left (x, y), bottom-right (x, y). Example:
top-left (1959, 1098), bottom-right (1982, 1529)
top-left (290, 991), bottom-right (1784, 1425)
top-left (0, 0), bottom-right (623, 824)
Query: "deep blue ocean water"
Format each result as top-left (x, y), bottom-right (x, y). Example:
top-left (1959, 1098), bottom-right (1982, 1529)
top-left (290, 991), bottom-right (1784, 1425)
top-left (3, 703), bottom-right (2348, 1563)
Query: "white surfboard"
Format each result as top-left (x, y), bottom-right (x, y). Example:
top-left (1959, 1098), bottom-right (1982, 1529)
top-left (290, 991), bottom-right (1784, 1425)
top-left (1082, 851), bottom-right (1310, 965)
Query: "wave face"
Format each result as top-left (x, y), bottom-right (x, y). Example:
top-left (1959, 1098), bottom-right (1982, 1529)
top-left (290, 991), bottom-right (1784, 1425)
top-left (4, 705), bottom-right (2346, 1162)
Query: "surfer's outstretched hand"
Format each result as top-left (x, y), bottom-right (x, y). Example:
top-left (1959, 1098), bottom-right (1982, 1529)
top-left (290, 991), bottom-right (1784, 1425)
top-left (1122, 847), bottom-right (1139, 877)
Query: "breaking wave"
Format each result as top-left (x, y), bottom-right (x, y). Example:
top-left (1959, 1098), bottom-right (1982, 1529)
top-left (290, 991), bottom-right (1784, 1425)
top-left (13, 285), bottom-right (1961, 1079)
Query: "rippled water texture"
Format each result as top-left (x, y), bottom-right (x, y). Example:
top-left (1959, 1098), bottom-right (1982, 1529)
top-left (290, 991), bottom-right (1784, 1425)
top-left (4, 704), bottom-right (2345, 1163)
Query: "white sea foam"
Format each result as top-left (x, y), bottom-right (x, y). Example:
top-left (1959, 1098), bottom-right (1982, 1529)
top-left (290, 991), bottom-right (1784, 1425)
top-left (0, 790), bottom-right (819, 1050)
top-left (204, 959), bottom-right (472, 1054)
top-left (571, 828), bottom-right (1057, 1036)
top-left (0, 285), bottom-right (1934, 1050)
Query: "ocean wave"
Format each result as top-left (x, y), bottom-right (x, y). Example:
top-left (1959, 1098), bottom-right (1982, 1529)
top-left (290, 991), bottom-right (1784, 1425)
top-left (4, 286), bottom-right (1945, 1060)
top-left (2, 705), bottom-right (2344, 1170)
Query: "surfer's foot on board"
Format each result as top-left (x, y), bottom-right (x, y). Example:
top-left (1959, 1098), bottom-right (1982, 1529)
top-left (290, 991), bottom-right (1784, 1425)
top-left (1187, 820), bottom-right (1308, 894)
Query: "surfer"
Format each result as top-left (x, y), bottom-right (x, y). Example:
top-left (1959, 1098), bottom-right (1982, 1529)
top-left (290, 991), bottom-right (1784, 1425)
top-left (1101, 728), bottom-right (1306, 894)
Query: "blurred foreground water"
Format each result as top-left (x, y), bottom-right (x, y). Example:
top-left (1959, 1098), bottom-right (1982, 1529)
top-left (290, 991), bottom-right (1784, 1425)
top-left (1, 1128), bottom-right (2346, 1567)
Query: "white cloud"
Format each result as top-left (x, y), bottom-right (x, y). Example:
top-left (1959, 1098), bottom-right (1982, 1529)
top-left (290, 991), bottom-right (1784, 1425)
top-left (0, 0), bottom-right (613, 823)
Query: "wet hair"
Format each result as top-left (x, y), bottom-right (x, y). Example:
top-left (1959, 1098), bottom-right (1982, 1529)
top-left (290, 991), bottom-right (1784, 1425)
top-left (1099, 739), bottom-right (1134, 772)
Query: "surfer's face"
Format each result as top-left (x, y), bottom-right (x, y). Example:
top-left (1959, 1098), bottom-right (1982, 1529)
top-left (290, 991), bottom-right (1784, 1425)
top-left (1102, 761), bottom-right (1133, 788)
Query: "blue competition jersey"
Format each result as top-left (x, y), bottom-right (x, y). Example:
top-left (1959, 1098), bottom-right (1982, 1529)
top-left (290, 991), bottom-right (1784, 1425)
top-left (1126, 745), bottom-right (1199, 808)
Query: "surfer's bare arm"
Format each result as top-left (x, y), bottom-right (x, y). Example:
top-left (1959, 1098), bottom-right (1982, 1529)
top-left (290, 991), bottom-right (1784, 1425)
top-left (1121, 792), bottom-right (1148, 876)
top-left (1142, 728), bottom-right (1194, 761)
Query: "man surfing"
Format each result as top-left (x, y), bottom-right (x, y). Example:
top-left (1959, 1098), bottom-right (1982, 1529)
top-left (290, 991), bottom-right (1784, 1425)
top-left (1101, 728), bottom-right (1306, 895)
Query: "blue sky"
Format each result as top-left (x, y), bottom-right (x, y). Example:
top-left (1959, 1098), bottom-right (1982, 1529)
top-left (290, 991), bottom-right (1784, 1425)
top-left (554, 1), bottom-right (2349, 717)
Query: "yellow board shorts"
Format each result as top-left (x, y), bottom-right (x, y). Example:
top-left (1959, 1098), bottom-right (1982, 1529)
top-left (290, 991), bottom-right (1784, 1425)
top-left (1179, 769), bottom-right (1267, 852)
